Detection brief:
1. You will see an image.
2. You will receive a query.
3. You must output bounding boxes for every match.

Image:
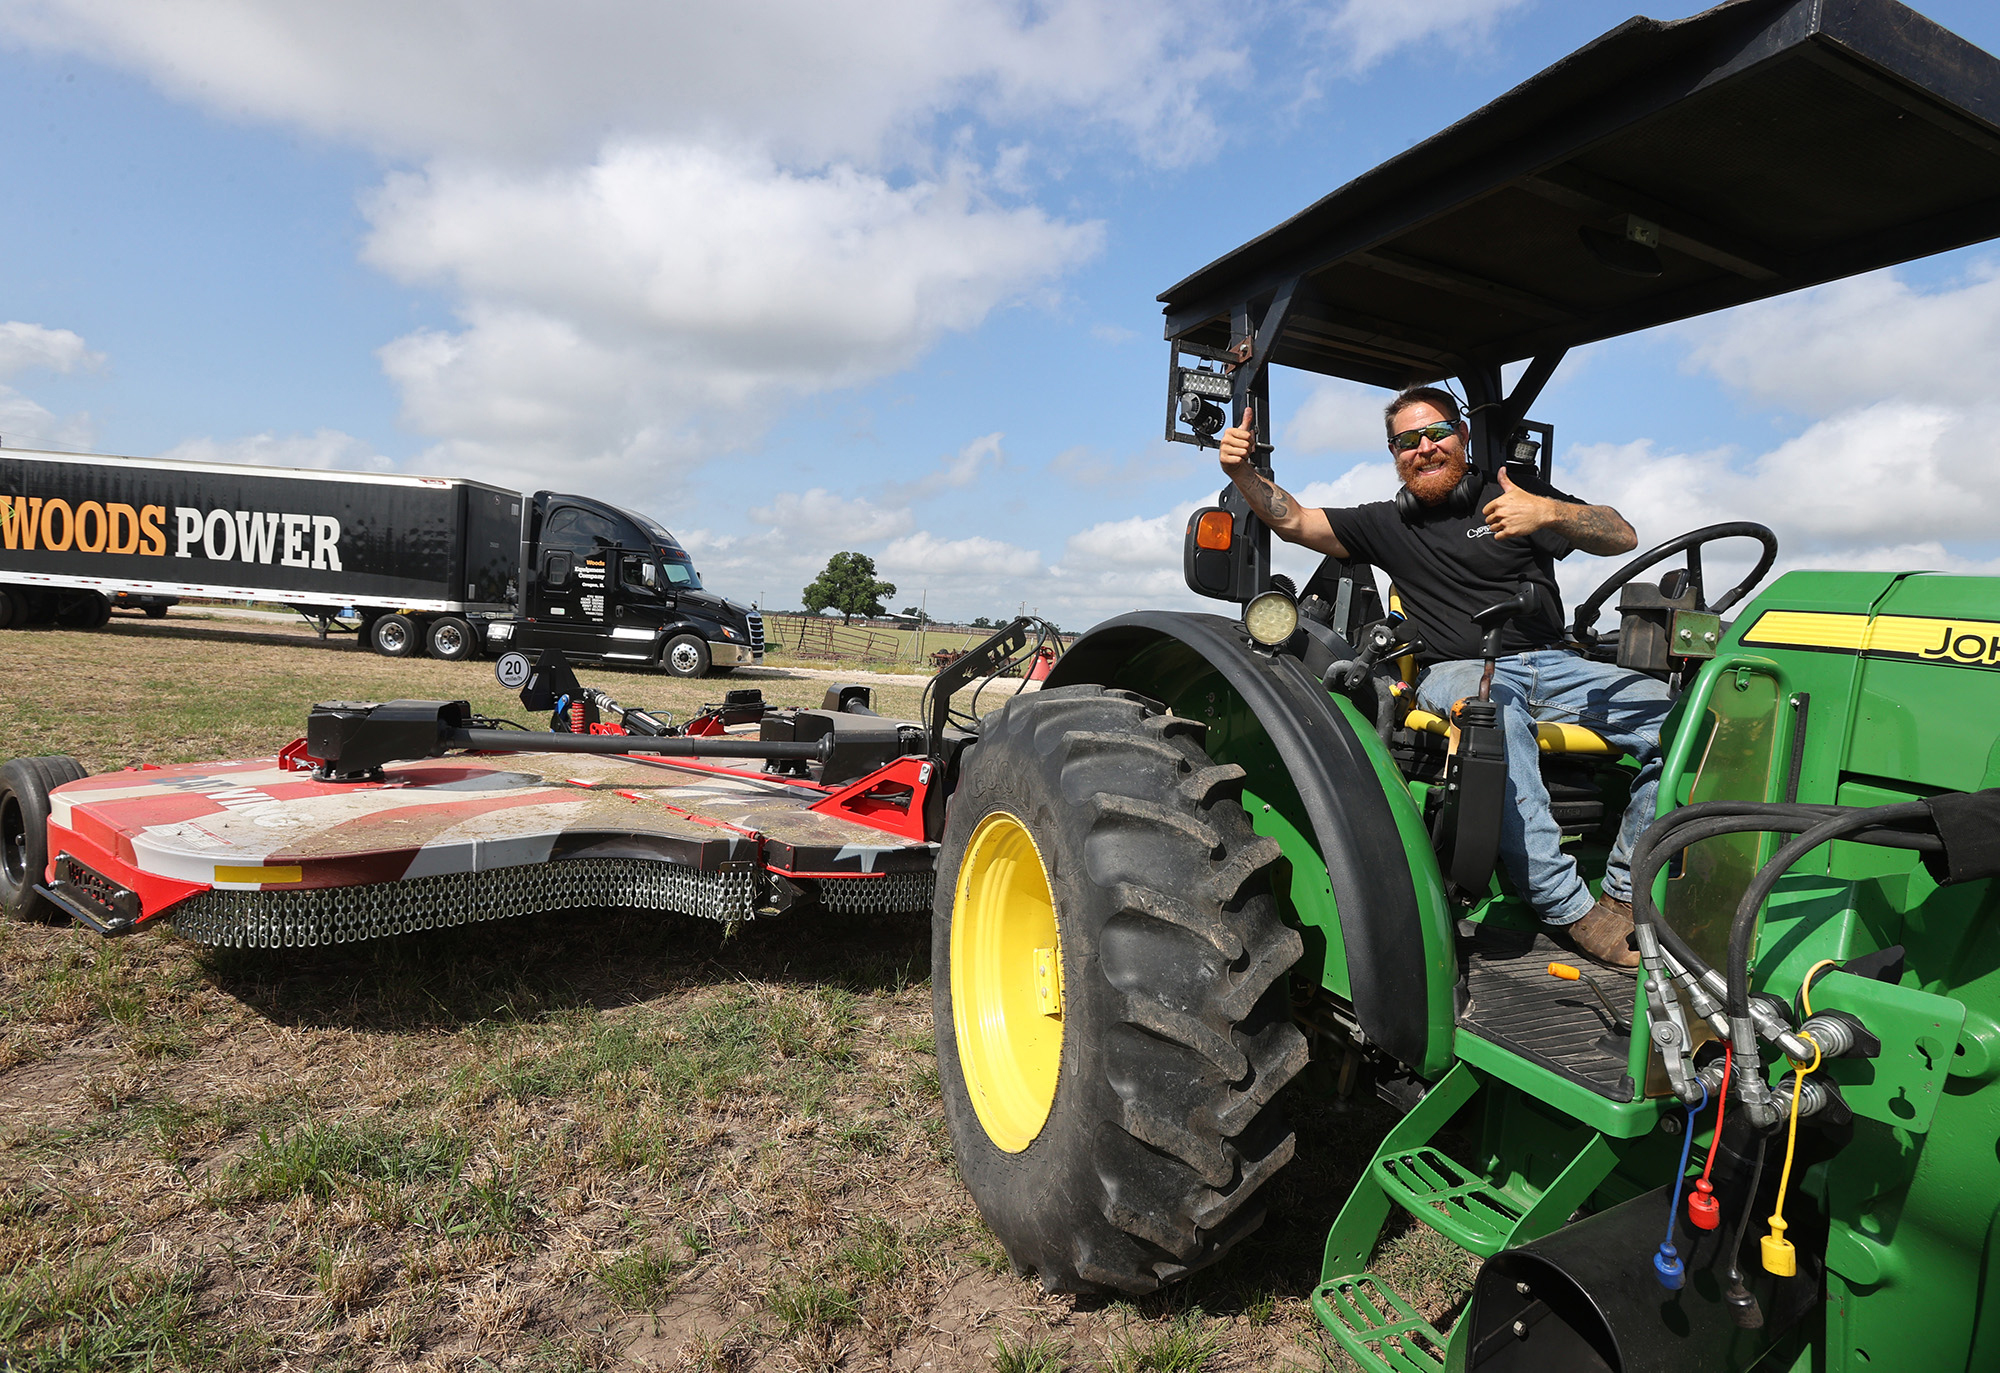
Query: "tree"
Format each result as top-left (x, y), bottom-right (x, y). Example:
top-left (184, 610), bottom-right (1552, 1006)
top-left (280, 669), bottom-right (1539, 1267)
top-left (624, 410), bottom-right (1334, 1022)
top-left (971, 616), bottom-right (992, 628)
top-left (802, 552), bottom-right (896, 625)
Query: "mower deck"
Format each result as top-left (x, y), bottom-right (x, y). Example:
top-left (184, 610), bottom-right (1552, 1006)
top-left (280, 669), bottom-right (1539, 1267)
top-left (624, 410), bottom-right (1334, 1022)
top-left (42, 748), bottom-right (936, 946)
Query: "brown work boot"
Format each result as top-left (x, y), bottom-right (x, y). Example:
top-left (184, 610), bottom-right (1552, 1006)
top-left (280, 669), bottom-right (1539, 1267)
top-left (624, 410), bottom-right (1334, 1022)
top-left (1552, 895), bottom-right (1640, 972)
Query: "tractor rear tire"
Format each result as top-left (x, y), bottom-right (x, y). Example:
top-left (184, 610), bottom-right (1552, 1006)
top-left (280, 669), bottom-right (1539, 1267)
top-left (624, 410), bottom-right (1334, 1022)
top-left (933, 684), bottom-right (1308, 1295)
top-left (1, 755), bottom-right (87, 922)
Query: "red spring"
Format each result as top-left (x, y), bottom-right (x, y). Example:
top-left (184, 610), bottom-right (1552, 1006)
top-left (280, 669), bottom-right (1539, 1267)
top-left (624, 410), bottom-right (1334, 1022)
top-left (570, 700), bottom-right (586, 732)
top-left (1688, 1177), bottom-right (1720, 1230)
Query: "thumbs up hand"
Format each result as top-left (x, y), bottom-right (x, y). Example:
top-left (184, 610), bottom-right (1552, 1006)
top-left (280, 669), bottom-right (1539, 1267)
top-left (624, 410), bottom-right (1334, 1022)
top-left (1481, 466), bottom-right (1553, 540)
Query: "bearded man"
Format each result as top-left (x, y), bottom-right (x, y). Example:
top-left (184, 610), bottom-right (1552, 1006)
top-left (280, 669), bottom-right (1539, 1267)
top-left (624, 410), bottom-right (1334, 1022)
top-left (1216, 384), bottom-right (1670, 970)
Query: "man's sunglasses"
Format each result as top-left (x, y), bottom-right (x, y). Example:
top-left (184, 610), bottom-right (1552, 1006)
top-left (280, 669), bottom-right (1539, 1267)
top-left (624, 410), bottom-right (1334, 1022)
top-left (1388, 421), bottom-right (1461, 453)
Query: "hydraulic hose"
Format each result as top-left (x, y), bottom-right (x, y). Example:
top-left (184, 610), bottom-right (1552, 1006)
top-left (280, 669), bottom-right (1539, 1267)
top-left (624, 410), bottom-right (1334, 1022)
top-left (1724, 801), bottom-right (1935, 1022)
top-left (447, 728), bottom-right (831, 761)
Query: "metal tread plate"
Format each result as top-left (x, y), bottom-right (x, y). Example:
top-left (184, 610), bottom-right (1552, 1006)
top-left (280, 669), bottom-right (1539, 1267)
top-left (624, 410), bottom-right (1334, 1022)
top-left (1312, 1272), bottom-right (1448, 1373)
top-left (1457, 927), bottom-right (1635, 1101)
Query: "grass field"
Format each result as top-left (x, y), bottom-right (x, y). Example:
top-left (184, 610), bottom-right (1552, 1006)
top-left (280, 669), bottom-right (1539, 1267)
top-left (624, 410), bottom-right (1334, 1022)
top-left (0, 610), bottom-right (1470, 1371)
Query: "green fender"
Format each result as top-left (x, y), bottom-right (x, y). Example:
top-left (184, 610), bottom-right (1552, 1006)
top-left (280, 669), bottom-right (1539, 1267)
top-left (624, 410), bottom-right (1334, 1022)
top-left (1046, 611), bottom-right (1456, 1077)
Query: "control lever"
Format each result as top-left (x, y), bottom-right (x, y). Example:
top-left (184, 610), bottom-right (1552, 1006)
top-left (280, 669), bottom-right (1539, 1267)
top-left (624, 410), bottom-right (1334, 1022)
top-left (1326, 616), bottom-right (1422, 692)
top-left (1468, 583), bottom-right (1540, 701)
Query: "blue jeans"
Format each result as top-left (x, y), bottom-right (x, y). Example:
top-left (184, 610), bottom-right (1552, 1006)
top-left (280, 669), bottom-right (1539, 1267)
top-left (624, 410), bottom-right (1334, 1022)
top-left (1416, 650), bottom-right (1672, 926)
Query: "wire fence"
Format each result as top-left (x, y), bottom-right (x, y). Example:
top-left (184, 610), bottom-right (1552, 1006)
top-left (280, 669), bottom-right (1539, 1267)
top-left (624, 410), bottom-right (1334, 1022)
top-left (760, 613), bottom-right (1074, 672)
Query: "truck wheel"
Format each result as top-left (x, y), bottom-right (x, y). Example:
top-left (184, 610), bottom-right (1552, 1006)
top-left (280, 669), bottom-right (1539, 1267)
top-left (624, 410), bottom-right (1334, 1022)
top-left (0, 589), bottom-right (13, 631)
top-left (1, 755), bottom-right (87, 922)
top-left (372, 613), bottom-right (421, 658)
top-left (142, 603), bottom-right (169, 620)
top-left (427, 615), bottom-right (476, 661)
top-left (662, 633), bottom-right (711, 678)
top-left (933, 684), bottom-right (1308, 1295)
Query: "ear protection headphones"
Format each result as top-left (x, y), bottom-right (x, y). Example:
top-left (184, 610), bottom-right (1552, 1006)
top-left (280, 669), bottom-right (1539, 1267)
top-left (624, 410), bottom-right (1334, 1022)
top-left (1395, 463), bottom-right (1486, 523)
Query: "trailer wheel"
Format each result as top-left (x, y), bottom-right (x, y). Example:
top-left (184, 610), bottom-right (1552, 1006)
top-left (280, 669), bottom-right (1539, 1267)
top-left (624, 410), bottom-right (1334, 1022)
top-left (662, 633), bottom-right (711, 678)
top-left (427, 615), bottom-right (476, 661)
top-left (1, 755), bottom-right (86, 922)
top-left (372, 613), bottom-right (422, 658)
top-left (933, 685), bottom-right (1308, 1295)
top-left (55, 592), bottom-right (110, 630)
top-left (0, 589), bottom-right (13, 631)
top-left (142, 603), bottom-right (169, 620)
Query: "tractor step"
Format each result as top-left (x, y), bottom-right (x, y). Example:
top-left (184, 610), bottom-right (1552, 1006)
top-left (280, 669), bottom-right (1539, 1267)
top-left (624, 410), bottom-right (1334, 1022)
top-left (1320, 1062), bottom-right (1619, 1281)
top-left (1312, 1272), bottom-right (1448, 1373)
top-left (1371, 1145), bottom-right (1523, 1256)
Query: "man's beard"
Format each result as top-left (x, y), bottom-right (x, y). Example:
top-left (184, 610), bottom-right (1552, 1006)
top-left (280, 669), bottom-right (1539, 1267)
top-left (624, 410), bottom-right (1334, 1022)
top-left (1403, 449), bottom-right (1468, 506)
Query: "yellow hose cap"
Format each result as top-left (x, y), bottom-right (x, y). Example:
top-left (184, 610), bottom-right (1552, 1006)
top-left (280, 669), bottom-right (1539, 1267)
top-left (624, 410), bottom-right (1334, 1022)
top-left (1761, 1221), bottom-right (1797, 1277)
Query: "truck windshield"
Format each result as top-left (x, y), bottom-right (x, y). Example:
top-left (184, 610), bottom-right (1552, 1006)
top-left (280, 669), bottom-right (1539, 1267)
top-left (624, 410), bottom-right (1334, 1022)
top-left (659, 553), bottom-right (702, 590)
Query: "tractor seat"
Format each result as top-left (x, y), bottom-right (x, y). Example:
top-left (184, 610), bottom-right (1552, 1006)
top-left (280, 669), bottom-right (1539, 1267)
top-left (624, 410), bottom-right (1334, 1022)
top-left (1401, 709), bottom-right (1617, 756)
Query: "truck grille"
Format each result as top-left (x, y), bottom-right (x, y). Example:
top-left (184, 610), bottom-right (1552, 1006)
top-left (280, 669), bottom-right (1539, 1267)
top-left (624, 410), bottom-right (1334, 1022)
top-left (746, 611), bottom-right (765, 656)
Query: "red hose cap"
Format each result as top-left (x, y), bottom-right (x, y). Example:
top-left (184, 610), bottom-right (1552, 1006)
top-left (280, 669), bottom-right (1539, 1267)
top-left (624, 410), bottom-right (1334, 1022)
top-left (1688, 1178), bottom-right (1721, 1231)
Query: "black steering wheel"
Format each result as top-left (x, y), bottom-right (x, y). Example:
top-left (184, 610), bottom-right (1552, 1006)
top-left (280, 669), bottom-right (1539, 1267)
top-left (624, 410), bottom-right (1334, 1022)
top-left (1570, 521), bottom-right (1778, 647)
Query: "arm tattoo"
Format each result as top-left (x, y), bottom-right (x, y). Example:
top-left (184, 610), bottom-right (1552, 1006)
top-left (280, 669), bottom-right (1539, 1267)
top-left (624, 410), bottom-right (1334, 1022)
top-left (1252, 474), bottom-right (1292, 521)
top-left (1560, 503), bottom-right (1631, 553)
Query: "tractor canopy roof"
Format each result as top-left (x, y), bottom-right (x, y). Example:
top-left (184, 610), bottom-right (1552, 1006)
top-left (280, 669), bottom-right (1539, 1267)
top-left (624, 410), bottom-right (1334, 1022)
top-left (1161, 0), bottom-right (2000, 391)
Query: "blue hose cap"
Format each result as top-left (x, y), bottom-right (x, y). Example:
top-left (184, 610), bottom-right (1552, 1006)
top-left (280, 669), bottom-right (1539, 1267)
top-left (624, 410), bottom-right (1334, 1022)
top-left (1654, 1243), bottom-right (1685, 1290)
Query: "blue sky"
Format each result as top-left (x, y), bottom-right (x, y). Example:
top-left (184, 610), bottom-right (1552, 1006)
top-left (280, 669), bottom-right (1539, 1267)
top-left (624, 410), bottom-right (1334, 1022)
top-left (4, 0), bottom-right (2000, 626)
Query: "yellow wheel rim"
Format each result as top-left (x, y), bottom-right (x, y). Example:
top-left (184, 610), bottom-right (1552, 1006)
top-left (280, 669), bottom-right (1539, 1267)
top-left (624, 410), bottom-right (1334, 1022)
top-left (952, 811), bottom-right (1064, 1153)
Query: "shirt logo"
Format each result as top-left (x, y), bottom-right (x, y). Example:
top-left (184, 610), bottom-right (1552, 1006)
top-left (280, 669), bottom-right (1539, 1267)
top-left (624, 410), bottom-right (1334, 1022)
top-left (1466, 525), bottom-right (1493, 539)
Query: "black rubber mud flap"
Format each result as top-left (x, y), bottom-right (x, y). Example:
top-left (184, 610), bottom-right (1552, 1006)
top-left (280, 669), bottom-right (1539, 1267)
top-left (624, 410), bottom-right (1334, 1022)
top-left (1, 755), bottom-right (88, 922)
top-left (933, 685), bottom-right (1308, 1295)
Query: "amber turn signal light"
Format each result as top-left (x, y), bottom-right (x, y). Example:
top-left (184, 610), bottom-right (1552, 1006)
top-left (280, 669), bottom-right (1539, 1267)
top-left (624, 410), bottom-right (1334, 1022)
top-left (1195, 511), bottom-right (1233, 550)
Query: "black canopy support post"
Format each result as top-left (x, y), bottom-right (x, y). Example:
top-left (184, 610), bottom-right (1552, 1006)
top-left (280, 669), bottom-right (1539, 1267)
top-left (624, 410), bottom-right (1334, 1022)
top-left (1219, 277), bottom-right (1302, 605)
top-left (1502, 350), bottom-right (1566, 429)
top-left (1495, 348), bottom-right (1567, 480)
top-left (1459, 363), bottom-right (1505, 477)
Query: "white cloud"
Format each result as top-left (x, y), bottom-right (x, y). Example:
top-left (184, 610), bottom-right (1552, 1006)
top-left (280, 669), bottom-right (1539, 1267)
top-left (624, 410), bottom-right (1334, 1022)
top-left (1285, 377), bottom-right (1389, 454)
top-left (155, 429), bottom-right (396, 473)
top-left (0, 387), bottom-right (93, 452)
top-left (747, 488), bottom-right (913, 544)
top-left (1682, 262), bottom-right (2000, 417)
top-left (1320, 0), bottom-right (1537, 75)
top-left (361, 146), bottom-right (1101, 475)
top-left (883, 432), bottom-right (1007, 504)
top-left (0, 321), bottom-right (101, 378)
top-left (0, 0), bottom-right (1243, 167)
top-left (0, 320), bottom-right (101, 450)
top-left (881, 531), bottom-right (1042, 578)
top-left (1049, 441), bottom-right (1199, 487)
top-left (1566, 400), bottom-right (2000, 553)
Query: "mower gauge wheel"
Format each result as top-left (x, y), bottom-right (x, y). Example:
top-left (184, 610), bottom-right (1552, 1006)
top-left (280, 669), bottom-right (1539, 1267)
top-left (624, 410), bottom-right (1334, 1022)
top-left (933, 684), bottom-right (1307, 1296)
top-left (0, 755), bottom-right (88, 922)
top-left (1571, 521), bottom-right (1778, 645)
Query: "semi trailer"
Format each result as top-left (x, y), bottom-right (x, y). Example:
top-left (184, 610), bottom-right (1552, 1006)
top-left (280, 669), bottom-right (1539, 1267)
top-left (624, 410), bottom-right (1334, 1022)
top-left (0, 448), bottom-right (762, 675)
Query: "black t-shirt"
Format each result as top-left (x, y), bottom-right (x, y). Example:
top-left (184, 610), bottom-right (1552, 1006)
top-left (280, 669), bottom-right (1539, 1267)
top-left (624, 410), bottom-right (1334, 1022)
top-left (1323, 469), bottom-right (1581, 666)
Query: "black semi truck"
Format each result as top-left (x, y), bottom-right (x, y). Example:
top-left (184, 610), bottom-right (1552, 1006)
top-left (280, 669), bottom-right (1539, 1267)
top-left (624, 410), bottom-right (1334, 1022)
top-left (0, 448), bottom-right (763, 676)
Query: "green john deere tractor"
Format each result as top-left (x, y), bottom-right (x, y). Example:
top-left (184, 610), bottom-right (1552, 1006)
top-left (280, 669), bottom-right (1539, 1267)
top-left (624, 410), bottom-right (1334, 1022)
top-left (929, 3), bottom-right (2000, 1369)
